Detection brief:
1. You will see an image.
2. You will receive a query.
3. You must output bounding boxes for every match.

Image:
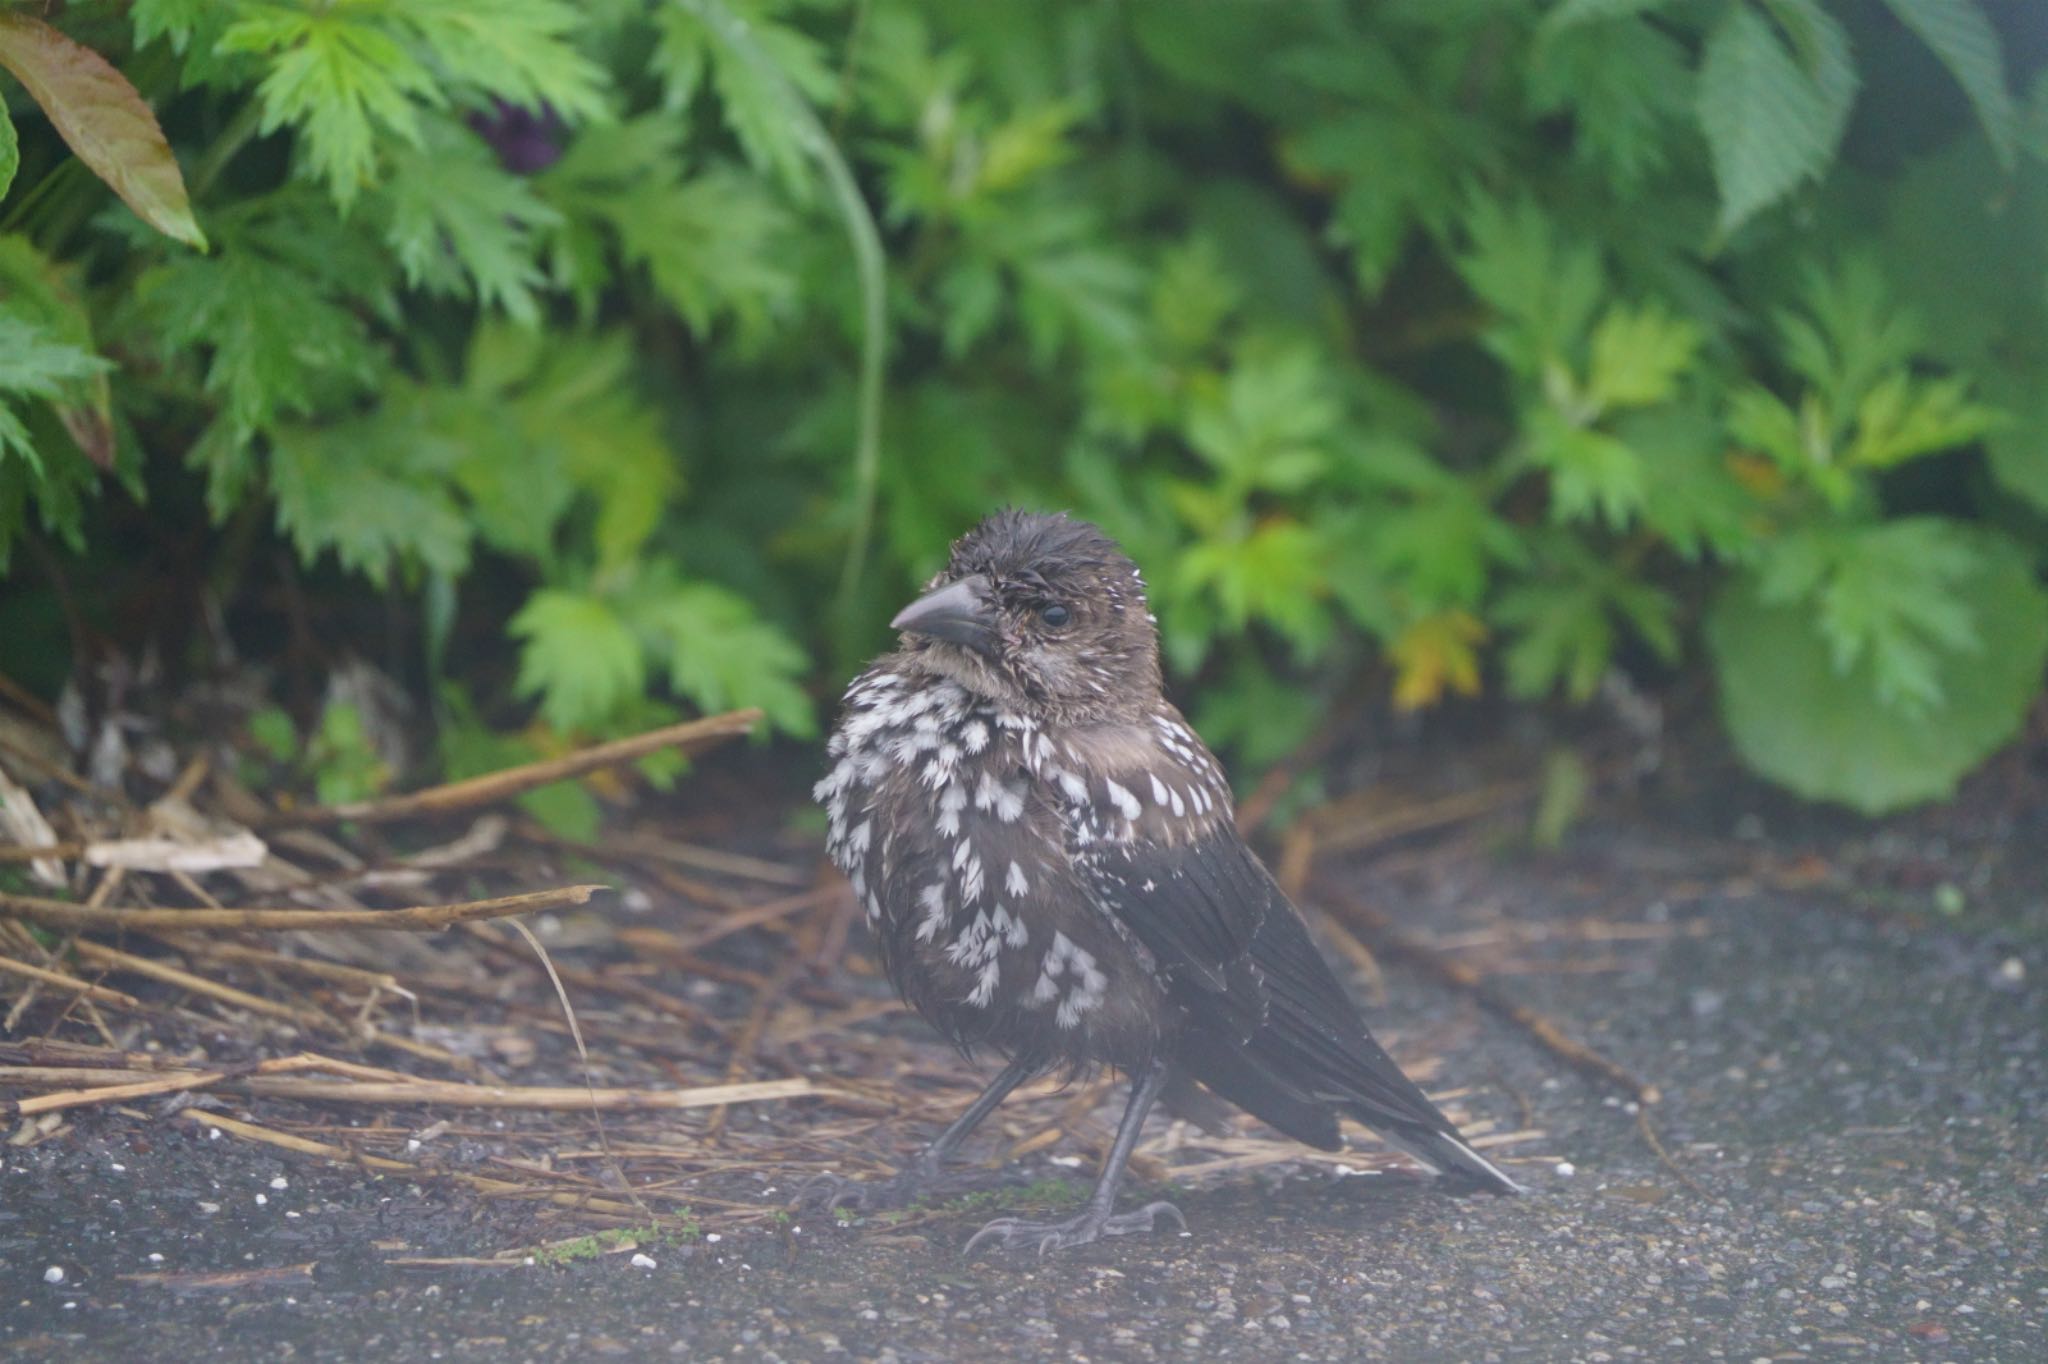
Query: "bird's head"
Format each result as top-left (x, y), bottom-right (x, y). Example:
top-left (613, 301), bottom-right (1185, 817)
top-left (889, 510), bottom-right (1161, 721)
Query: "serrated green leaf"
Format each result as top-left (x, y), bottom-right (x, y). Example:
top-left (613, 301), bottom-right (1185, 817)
top-left (639, 581), bottom-right (815, 736)
top-left (1880, 0), bottom-right (2015, 168)
top-left (1845, 373), bottom-right (2001, 468)
top-left (1528, 408), bottom-right (1645, 528)
top-left (378, 119), bottom-right (560, 323)
top-left (0, 238), bottom-right (114, 467)
top-left (663, 0), bottom-right (834, 199)
top-left (221, 8), bottom-right (436, 207)
top-left (397, 0), bottom-right (608, 124)
top-left (1696, 1), bottom-right (1856, 234)
top-left (1540, 0), bottom-right (1675, 32)
top-left (511, 589), bottom-right (648, 732)
top-left (135, 235), bottom-right (383, 451)
top-left (1528, 14), bottom-right (1693, 190)
top-left (1585, 303), bottom-right (1700, 412)
top-left (0, 14), bottom-right (206, 247)
top-left (0, 106), bottom-right (17, 201)
top-left (269, 420), bottom-right (473, 587)
top-left (1184, 343), bottom-right (1337, 489)
top-left (1708, 528), bottom-right (2048, 812)
top-left (1457, 197), bottom-right (1605, 374)
top-left (1755, 520), bottom-right (1984, 714)
top-left (0, 313), bottom-right (111, 471)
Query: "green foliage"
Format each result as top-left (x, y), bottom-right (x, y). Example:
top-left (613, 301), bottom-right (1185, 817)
top-left (0, 0), bottom-right (2042, 814)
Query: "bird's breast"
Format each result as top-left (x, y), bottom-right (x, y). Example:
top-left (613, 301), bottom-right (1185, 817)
top-left (815, 668), bottom-right (1170, 1065)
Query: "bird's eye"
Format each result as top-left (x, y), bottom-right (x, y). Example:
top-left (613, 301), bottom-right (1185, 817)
top-left (1039, 603), bottom-right (1071, 628)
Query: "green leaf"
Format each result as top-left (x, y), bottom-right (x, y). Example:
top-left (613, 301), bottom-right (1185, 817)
top-left (0, 14), bottom-right (206, 247)
top-left (660, 0), bottom-right (834, 199)
top-left (269, 420), bottom-right (473, 587)
top-left (1527, 408), bottom-right (1645, 528)
top-left (0, 313), bottom-right (110, 471)
top-left (1456, 197), bottom-right (1604, 374)
top-left (1183, 343), bottom-right (1337, 491)
top-left (135, 234), bottom-right (383, 451)
top-left (1540, 0), bottom-right (1675, 31)
top-left (1983, 371), bottom-right (2048, 514)
top-left (1708, 527), bottom-right (2048, 812)
top-left (639, 582), bottom-right (815, 736)
top-left (0, 105), bottom-right (16, 201)
top-left (510, 589), bottom-right (648, 732)
top-left (221, 7), bottom-right (436, 207)
top-left (1176, 518), bottom-right (1330, 656)
top-left (0, 238), bottom-right (114, 467)
top-left (1754, 520), bottom-right (1984, 714)
top-left (1880, 0), bottom-right (2016, 168)
top-left (378, 119), bottom-right (560, 323)
top-left (540, 121), bottom-right (796, 341)
top-left (1585, 304), bottom-right (1700, 412)
top-left (1528, 14), bottom-right (1693, 190)
top-left (1696, 0), bottom-right (1857, 234)
top-left (397, 0), bottom-right (608, 124)
top-left (1844, 373), bottom-right (2001, 469)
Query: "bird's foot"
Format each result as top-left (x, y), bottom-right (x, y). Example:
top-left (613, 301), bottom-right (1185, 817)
top-left (799, 1164), bottom-right (982, 1216)
top-left (964, 1200), bottom-right (1186, 1258)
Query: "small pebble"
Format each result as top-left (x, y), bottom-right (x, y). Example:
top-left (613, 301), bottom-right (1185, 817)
top-left (255, 1193), bottom-right (268, 1206)
top-left (631, 1253), bottom-right (657, 1269)
top-left (1995, 957), bottom-right (2025, 986)
top-left (43, 1266), bottom-right (64, 1284)
top-left (1555, 1162), bottom-right (1577, 1178)
top-left (147, 1253), bottom-right (163, 1264)
top-left (269, 1176), bottom-right (289, 1190)
top-left (704, 1233), bottom-right (722, 1244)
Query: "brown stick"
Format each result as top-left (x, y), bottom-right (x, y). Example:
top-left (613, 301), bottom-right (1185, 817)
top-left (0, 883), bottom-right (609, 932)
top-left (266, 710), bottom-right (762, 828)
top-left (219, 1075), bottom-right (818, 1111)
top-left (0, 953), bottom-right (142, 1009)
top-left (174, 1110), bottom-right (650, 1218)
top-left (1322, 887), bottom-right (1661, 1105)
top-left (0, 1068), bottom-right (819, 1114)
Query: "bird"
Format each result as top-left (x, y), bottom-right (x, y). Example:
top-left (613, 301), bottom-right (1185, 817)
top-left (811, 509), bottom-right (1521, 1255)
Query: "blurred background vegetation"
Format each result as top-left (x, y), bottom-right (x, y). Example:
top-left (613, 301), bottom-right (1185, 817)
top-left (1, 0), bottom-right (2044, 825)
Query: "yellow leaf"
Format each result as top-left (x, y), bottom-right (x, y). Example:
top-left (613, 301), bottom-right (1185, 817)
top-left (1389, 610), bottom-right (1488, 711)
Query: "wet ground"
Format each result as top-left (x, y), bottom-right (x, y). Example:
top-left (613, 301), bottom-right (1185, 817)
top-left (3, 757), bottom-right (2044, 1361)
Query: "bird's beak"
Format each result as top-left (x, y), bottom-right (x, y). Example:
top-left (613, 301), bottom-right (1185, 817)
top-left (890, 574), bottom-right (999, 658)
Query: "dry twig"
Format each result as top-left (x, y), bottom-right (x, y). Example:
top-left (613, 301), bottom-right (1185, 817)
top-left (265, 710), bottom-right (761, 828)
top-left (0, 883), bottom-right (610, 933)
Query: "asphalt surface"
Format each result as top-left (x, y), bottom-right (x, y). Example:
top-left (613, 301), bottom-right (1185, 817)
top-left (3, 775), bottom-right (2043, 1361)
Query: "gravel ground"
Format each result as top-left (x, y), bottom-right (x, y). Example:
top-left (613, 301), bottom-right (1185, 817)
top-left (3, 766), bottom-right (2043, 1361)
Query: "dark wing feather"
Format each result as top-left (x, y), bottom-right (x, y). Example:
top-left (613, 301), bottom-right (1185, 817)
top-left (1080, 826), bottom-right (1458, 1137)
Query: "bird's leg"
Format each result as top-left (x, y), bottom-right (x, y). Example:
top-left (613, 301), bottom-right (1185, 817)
top-left (803, 1056), bottom-right (1036, 1214)
top-left (963, 1058), bottom-right (1186, 1257)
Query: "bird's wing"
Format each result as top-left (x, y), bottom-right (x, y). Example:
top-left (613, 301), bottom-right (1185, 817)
top-left (1053, 712), bottom-right (1463, 1139)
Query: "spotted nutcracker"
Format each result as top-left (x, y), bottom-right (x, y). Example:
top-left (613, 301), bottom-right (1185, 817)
top-left (812, 510), bottom-right (1520, 1254)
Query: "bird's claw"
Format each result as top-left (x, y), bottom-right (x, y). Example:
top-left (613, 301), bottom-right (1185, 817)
top-left (964, 1200), bottom-right (1187, 1258)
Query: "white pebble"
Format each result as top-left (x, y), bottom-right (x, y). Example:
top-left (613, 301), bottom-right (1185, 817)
top-left (43, 1266), bottom-right (64, 1284)
top-left (1554, 1161), bottom-right (1577, 1178)
top-left (147, 1253), bottom-right (163, 1263)
top-left (1049, 1155), bottom-right (1084, 1168)
top-left (269, 1176), bottom-right (289, 1190)
top-left (704, 1233), bottom-right (721, 1243)
top-left (630, 1253), bottom-right (657, 1269)
top-left (110, 1163), bottom-right (126, 1173)
top-left (254, 1193), bottom-right (268, 1206)
top-left (1996, 957), bottom-right (2025, 985)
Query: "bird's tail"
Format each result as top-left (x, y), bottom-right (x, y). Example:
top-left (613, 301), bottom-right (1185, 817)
top-left (1374, 1122), bottom-right (1526, 1195)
